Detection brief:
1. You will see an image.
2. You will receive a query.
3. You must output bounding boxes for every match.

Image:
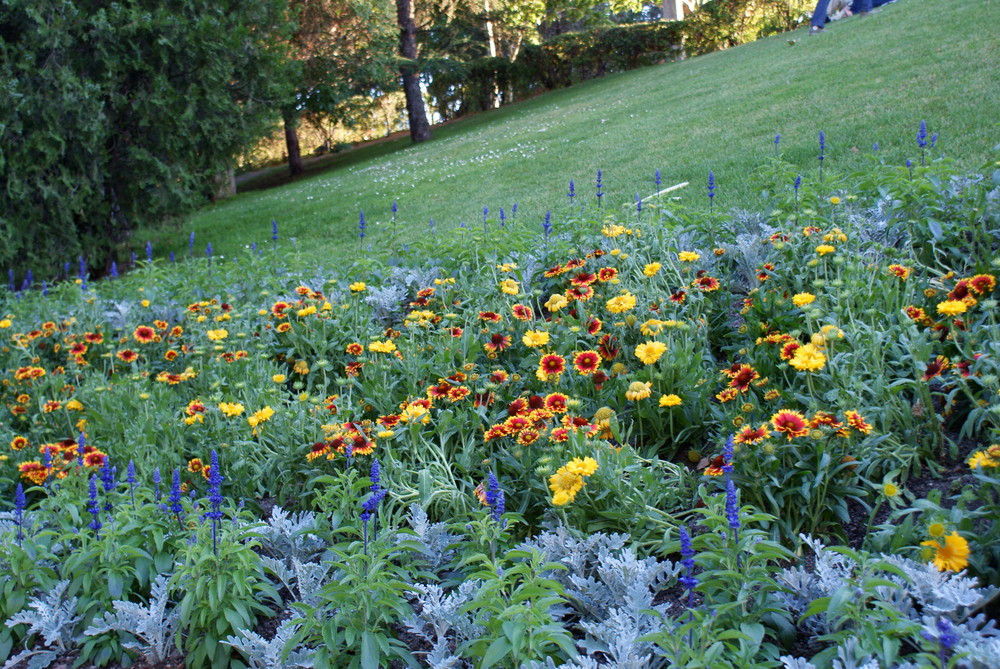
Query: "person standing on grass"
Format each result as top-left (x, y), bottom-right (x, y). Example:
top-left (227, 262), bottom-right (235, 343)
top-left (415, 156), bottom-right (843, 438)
top-left (810, 0), bottom-right (873, 34)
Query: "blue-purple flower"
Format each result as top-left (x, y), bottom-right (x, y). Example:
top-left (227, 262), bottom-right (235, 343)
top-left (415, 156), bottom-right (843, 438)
top-left (88, 476), bottom-right (102, 537)
top-left (127, 460), bottom-right (137, 507)
top-left (14, 483), bottom-right (25, 546)
top-left (359, 211), bottom-right (366, 240)
top-left (485, 471), bottom-right (505, 526)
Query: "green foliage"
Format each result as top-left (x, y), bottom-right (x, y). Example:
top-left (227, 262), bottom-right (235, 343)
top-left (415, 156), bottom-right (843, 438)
top-left (172, 511), bottom-right (280, 668)
top-left (0, 0), bottom-right (291, 276)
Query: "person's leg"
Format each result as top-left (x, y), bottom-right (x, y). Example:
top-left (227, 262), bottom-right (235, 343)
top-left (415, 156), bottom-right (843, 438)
top-left (811, 0), bottom-right (832, 28)
top-left (855, 0), bottom-right (873, 13)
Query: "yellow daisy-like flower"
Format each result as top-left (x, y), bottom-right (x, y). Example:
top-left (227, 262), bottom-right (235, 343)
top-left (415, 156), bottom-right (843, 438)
top-left (549, 468), bottom-right (584, 497)
top-left (968, 450), bottom-right (998, 469)
top-left (792, 293), bottom-right (816, 307)
top-left (499, 278), bottom-right (520, 295)
top-left (928, 522), bottom-right (946, 538)
top-left (921, 531), bottom-right (970, 572)
top-left (659, 394), bottom-right (682, 408)
top-left (522, 330), bottom-right (550, 348)
top-left (829, 196), bottom-right (841, 205)
top-left (297, 305), bottom-right (317, 317)
top-left (0, 319), bottom-right (11, 328)
top-left (643, 263), bottom-right (662, 277)
top-left (789, 343), bottom-right (826, 372)
top-left (883, 483), bottom-right (899, 498)
top-left (678, 251), bottom-right (700, 262)
top-left (545, 294), bottom-right (569, 312)
top-left (368, 340), bottom-right (397, 353)
top-left (293, 360), bottom-right (310, 375)
top-left (65, 399), bottom-right (85, 411)
top-left (634, 341), bottom-right (667, 365)
top-left (625, 381), bottom-right (652, 401)
top-left (551, 490), bottom-right (575, 506)
top-left (248, 406), bottom-right (275, 434)
top-left (272, 374), bottom-right (287, 383)
top-left (606, 292), bottom-right (637, 314)
top-left (815, 245), bottom-right (835, 256)
top-left (565, 457), bottom-right (599, 477)
top-left (206, 329), bottom-right (228, 341)
top-left (219, 402), bottom-right (245, 417)
top-left (936, 300), bottom-right (968, 317)
top-left (349, 282), bottom-right (366, 292)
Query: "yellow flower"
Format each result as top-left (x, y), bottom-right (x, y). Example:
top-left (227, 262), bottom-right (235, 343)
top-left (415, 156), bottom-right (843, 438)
top-left (565, 457), bottom-right (599, 477)
top-left (829, 196), bottom-right (841, 204)
top-left (272, 374), bottom-right (287, 383)
top-left (815, 245), bottom-right (835, 256)
top-left (625, 381), bottom-right (652, 401)
top-left (248, 406), bottom-right (275, 434)
top-left (883, 483), bottom-right (899, 498)
top-left (219, 402), bottom-right (245, 417)
top-left (643, 262), bottom-right (662, 277)
top-left (293, 360), bottom-right (310, 375)
top-left (551, 490), bottom-right (575, 506)
top-left (660, 394), bottom-right (682, 407)
top-left (522, 330), bottom-right (550, 348)
top-left (141, 300), bottom-right (150, 308)
top-left (678, 251), bottom-right (700, 262)
top-left (499, 279), bottom-right (520, 295)
top-left (634, 341), bottom-right (667, 365)
top-left (368, 340), bottom-right (397, 353)
top-left (206, 329), bottom-right (228, 341)
top-left (606, 292), bottom-right (637, 314)
top-left (64, 399), bottom-right (85, 411)
top-left (545, 294), bottom-right (568, 312)
top-left (350, 282), bottom-right (366, 292)
top-left (928, 522), bottom-right (946, 538)
top-left (936, 300), bottom-right (968, 317)
top-left (297, 305), bottom-right (317, 317)
top-left (549, 468), bottom-right (584, 503)
top-left (792, 293), bottom-right (815, 307)
top-left (0, 319), bottom-right (11, 328)
top-left (789, 343), bottom-right (826, 372)
top-left (968, 450), bottom-right (998, 469)
top-left (920, 531), bottom-right (970, 572)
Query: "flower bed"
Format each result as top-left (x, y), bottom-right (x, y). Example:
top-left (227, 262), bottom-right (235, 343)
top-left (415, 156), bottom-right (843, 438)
top-left (2, 128), bottom-right (1000, 667)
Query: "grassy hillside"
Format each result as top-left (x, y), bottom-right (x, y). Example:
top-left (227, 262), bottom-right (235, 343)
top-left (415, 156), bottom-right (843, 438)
top-left (160, 0), bottom-right (1000, 263)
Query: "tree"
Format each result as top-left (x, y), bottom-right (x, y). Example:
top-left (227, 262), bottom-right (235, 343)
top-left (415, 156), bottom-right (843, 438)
top-left (396, 0), bottom-right (432, 143)
top-left (0, 0), bottom-right (291, 277)
top-left (281, 0), bottom-right (398, 176)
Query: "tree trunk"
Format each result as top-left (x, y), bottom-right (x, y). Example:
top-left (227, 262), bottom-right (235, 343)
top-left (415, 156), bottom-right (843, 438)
top-left (283, 108), bottom-right (304, 177)
top-left (395, 0), bottom-right (431, 143)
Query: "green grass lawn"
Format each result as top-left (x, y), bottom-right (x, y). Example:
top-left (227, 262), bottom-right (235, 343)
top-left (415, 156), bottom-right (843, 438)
top-left (160, 0), bottom-right (1000, 263)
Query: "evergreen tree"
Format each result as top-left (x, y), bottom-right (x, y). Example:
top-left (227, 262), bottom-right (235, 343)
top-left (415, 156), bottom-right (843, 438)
top-left (0, 0), bottom-right (291, 277)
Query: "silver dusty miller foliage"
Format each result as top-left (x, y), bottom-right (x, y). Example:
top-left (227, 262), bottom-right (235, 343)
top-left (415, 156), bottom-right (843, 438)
top-left (83, 574), bottom-right (178, 664)
top-left (3, 581), bottom-right (80, 669)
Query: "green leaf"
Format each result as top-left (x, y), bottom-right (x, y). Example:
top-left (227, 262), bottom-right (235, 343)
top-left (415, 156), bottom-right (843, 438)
top-left (361, 631), bottom-right (379, 669)
top-left (480, 637), bottom-right (512, 668)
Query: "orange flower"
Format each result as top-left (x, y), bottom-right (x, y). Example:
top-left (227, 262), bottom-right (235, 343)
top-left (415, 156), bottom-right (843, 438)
top-left (539, 354), bottom-right (566, 376)
top-left (728, 365), bottom-right (760, 392)
top-left (573, 350), bottom-right (601, 375)
top-left (544, 393), bottom-right (569, 413)
top-left (133, 326), bottom-right (156, 343)
top-left (693, 276), bottom-right (720, 292)
top-left (922, 356), bottom-right (950, 381)
top-left (346, 343), bottom-right (364, 355)
top-left (734, 424), bottom-right (770, 445)
top-left (19, 461), bottom-right (49, 485)
top-left (844, 410), bottom-right (872, 434)
top-left (771, 410), bottom-right (810, 440)
top-left (484, 333), bottom-right (512, 353)
top-left (116, 349), bottom-right (139, 363)
top-left (969, 274), bottom-right (997, 294)
top-left (512, 304), bottom-right (534, 321)
top-left (597, 267), bottom-right (618, 282)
